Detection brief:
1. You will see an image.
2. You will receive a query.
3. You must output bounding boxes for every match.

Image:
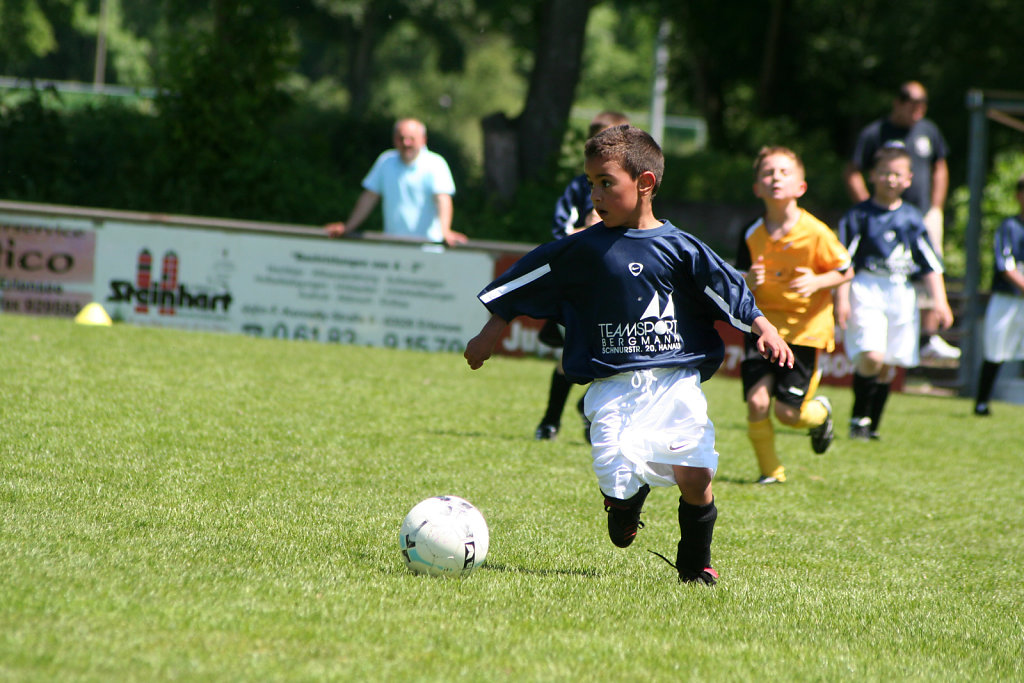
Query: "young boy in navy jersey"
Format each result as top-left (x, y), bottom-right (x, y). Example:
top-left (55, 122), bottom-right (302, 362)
top-left (836, 142), bottom-right (953, 439)
top-left (974, 174), bottom-right (1024, 416)
top-left (465, 125), bottom-right (793, 585)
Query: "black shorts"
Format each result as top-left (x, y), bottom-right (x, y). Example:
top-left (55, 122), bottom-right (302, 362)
top-left (740, 339), bottom-right (820, 408)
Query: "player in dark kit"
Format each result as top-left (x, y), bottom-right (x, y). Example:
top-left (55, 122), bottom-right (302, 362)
top-left (974, 174), bottom-right (1024, 416)
top-left (465, 125), bottom-right (793, 584)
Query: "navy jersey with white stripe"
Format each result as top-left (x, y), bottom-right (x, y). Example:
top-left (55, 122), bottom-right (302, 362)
top-left (992, 215), bottom-right (1024, 295)
top-left (478, 221), bottom-right (763, 383)
top-left (837, 200), bottom-right (943, 281)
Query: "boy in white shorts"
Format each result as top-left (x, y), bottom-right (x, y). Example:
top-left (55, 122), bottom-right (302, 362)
top-left (464, 125), bottom-right (793, 585)
top-left (974, 174), bottom-right (1024, 416)
top-left (836, 142), bottom-right (954, 439)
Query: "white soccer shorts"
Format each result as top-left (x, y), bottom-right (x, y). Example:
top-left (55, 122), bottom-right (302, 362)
top-left (583, 367), bottom-right (718, 500)
top-left (843, 273), bottom-right (920, 368)
top-left (983, 292), bottom-right (1024, 363)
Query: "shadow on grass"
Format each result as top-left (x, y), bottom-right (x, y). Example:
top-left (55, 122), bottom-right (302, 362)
top-left (715, 474), bottom-right (766, 485)
top-left (430, 429), bottom-right (592, 447)
top-left (480, 561), bottom-right (600, 578)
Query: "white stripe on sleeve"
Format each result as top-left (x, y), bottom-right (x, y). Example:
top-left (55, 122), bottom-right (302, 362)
top-left (916, 235), bottom-right (944, 274)
top-left (703, 285), bottom-right (752, 333)
top-left (479, 264), bottom-right (552, 304)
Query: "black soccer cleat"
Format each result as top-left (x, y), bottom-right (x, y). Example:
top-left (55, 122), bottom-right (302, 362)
top-left (534, 422), bottom-right (559, 440)
top-left (679, 566), bottom-right (719, 586)
top-left (602, 484), bottom-right (650, 548)
top-left (849, 418), bottom-right (871, 441)
top-left (808, 396), bottom-right (834, 454)
top-left (648, 549), bottom-right (719, 586)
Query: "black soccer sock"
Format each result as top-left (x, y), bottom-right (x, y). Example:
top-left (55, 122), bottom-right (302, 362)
top-left (541, 368), bottom-right (572, 426)
top-left (868, 382), bottom-right (891, 434)
top-left (851, 372), bottom-right (877, 423)
top-left (676, 497), bottom-right (717, 575)
top-left (976, 361), bottom-right (1002, 406)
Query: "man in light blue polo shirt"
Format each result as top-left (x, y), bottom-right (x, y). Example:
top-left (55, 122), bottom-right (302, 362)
top-left (326, 118), bottom-right (467, 246)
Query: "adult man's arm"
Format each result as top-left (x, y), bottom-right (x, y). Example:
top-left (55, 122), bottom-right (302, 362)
top-left (842, 161), bottom-right (871, 204)
top-left (436, 193), bottom-right (467, 246)
top-left (325, 189), bottom-right (380, 237)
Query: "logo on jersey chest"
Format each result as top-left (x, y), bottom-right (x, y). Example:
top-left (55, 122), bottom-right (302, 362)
top-left (597, 292), bottom-right (682, 355)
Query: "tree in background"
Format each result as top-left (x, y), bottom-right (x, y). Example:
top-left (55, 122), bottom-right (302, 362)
top-left (0, 0), bottom-right (57, 73)
top-left (155, 0), bottom-right (296, 216)
top-left (480, 0), bottom-right (592, 202)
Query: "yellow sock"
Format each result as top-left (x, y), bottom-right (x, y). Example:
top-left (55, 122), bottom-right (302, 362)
top-left (792, 397), bottom-right (827, 429)
top-left (748, 418), bottom-right (785, 481)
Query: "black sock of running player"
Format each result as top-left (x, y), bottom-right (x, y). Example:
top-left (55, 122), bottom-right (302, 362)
top-left (976, 361), bottom-right (1002, 406)
top-left (541, 368), bottom-right (572, 426)
top-left (868, 382), bottom-right (891, 434)
top-left (851, 372), bottom-right (877, 423)
top-left (676, 497), bottom-right (717, 575)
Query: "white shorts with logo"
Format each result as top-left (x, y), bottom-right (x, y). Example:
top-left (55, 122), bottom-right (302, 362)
top-left (843, 272), bottom-right (920, 368)
top-left (583, 367), bottom-right (718, 500)
top-left (984, 292), bottom-right (1024, 363)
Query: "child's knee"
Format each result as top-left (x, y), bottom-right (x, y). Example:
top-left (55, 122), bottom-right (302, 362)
top-left (856, 352), bottom-right (884, 375)
top-left (745, 387), bottom-right (772, 419)
top-left (674, 465), bottom-right (713, 504)
top-left (774, 402), bottom-right (801, 425)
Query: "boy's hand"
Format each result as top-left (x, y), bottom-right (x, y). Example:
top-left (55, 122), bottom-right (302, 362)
top-left (757, 330), bottom-right (795, 368)
top-left (464, 314), bottom-right (509, 370)
top-left (790, 267), bottom-right (821, 297)
top-left (464, 334), bottom-right (494, 370)
top-left (747, 256), bottom-right (766, 289)
top-left (933, 299), bottom-right (954, 330)
top-left (751, 316), bottom-right (794, 368)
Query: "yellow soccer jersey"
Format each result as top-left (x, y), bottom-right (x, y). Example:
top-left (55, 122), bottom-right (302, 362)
top-left (736, 210), bottom-right (851, 351)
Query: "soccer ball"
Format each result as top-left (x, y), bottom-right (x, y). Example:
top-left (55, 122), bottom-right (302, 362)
top-left (399, 495), bottom-right (489, 577)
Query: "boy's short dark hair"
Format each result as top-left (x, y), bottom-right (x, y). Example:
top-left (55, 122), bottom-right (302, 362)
top-left (585, 125), bottom-right (664, 194)
top-left (1016, 174), bottom-right (1024, 192)
top-left (588, 110), bottom-right (630, 138)
top-left (872, 140), bottom-right (911, 169)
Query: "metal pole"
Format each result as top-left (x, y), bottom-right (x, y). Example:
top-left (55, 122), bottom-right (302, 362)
top-left (959, 89), bottom-right (989, 396)
top-left (649, 19), bottom-right (670, 146)
top-left (93, 0), bottom-right (109, 89)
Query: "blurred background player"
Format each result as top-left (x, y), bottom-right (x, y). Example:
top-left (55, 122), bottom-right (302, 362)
top-left (842, 81), bottom-right (957, 362)
top-left (736, 147), bottom-right (852, 483)
top-left (325, 118), bottom-right (467, 247)
top-left (836, 143), bottom-right (954, 440)
top-left (974, 174), bottom-right (1024, 416)
top-left (465, 125), bottom-right (793, 585)
top-left (534, 110), bottom-right (630, 442)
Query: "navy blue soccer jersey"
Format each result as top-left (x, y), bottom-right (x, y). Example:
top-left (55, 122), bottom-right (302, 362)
top-left (991, 215), bottom-right (1024, 295)
top-left (838, 200), bottom-right (943, 281)
top-left (477, 221), bottom-right (763, 383)
top-left (551, 174), bottom-right (593, 239)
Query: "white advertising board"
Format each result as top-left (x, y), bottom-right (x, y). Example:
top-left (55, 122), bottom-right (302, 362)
top-left (91, 222), bottom-right (494, 351)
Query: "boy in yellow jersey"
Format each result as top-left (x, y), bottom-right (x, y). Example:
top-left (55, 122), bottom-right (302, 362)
top-left (735, 147), bottom-right (853, 483)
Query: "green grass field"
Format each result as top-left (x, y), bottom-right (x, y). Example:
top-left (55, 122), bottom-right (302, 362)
top-left (1, 314), bottom-right (1021, 681)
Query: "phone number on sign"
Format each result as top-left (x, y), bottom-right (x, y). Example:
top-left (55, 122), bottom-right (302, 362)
top-left (242, 322), bottom-right (463, 351)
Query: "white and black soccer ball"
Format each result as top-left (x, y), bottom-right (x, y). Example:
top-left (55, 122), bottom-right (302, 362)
top-left (399, 495), bottom-right (489, 578)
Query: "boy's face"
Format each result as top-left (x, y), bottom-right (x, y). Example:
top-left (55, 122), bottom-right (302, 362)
top-left (752, 153), bottom-right (806, 203)
top-left (871, 157), bottom-right (912, 202)
top-left (585, 155), bottom-right (648, 229)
